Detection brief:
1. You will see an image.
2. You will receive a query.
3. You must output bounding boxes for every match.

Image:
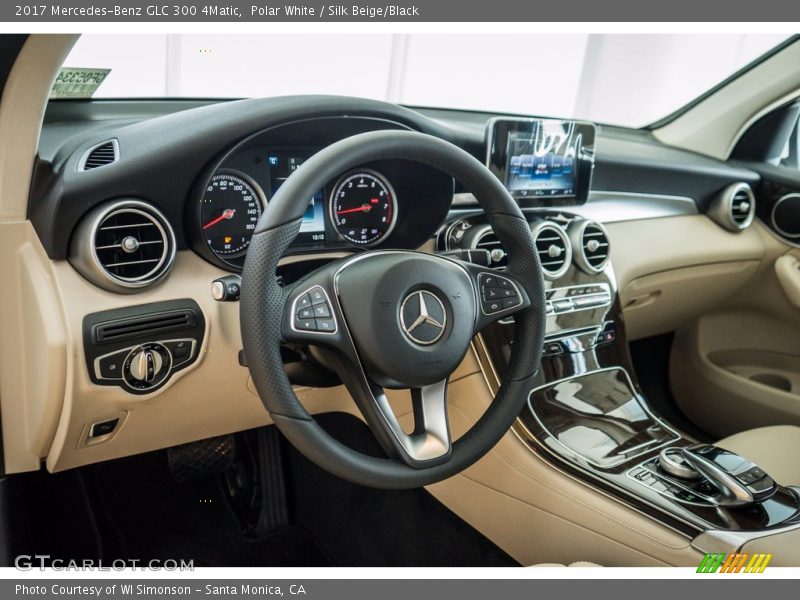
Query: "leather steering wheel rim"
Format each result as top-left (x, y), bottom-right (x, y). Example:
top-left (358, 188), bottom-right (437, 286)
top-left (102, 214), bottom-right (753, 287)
top-left (240, 130), bottom-right (546, 489)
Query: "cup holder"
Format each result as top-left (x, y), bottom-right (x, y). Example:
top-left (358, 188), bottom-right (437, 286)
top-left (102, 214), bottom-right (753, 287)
top-left (749, 372), bottom-right (792, 392)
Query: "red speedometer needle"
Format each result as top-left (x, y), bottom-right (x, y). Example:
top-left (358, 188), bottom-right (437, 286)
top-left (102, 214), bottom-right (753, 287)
top-left (203, 208), bottom-right (236, 230)
top-left (336, 204), bottom-right (373, 216)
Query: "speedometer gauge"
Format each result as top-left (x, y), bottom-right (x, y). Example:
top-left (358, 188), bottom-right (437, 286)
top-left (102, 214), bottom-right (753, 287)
top-left (330, 170), bottom-right (398, 247)
top-left (201, 172), bottom-right (265, 257)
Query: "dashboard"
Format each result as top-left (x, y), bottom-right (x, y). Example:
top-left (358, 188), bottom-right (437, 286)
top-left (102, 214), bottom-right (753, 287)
top-left (11, 92), bottom-right (794, 482)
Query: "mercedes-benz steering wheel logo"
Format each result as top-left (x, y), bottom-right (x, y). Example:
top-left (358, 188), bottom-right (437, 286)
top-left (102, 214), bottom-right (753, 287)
top-left (400, 290), bottom-right (447, 346)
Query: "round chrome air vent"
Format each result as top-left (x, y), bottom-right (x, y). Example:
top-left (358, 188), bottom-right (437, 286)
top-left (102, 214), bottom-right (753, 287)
top-left (569, 219), bottom-right (611, 274)
top-left (465, 224), bottom-right (507, 268)
top-left (771, 193), bottom-right (800, 239)
top-left (708, 182), bottom-right (755, 232)
top-left (69, 199), bottom-right (176, 293)
top-left (531, 221), bottom-right (571, 279)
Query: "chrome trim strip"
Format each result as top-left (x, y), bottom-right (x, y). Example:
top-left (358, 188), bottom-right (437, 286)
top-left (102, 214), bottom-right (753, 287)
top-left (451, 191), bottom-right (698, 223)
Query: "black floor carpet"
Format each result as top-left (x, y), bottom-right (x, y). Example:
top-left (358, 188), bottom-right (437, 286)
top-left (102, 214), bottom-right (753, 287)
top-left (22, 413), bottom-right (517, 567)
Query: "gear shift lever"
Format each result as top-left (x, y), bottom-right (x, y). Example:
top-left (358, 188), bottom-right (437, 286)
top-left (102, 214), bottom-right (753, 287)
top-left (681, 444), bottom-right (777, 507)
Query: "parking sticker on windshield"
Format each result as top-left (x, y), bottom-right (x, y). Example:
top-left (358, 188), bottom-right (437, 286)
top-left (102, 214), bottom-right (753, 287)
top-left (50, 67), bottom-right (110, 98)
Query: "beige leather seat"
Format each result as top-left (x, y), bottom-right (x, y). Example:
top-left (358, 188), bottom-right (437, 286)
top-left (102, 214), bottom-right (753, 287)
top-left (717, 425), bottom-right (800, 487)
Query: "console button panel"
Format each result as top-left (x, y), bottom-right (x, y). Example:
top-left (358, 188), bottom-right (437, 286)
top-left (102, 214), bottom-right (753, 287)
top-left (544, 283), bottom-right (612, 316)
top-left (628, 457), bottom-right (718, 506)
top-left (83, 299), bottom-right (205, 395)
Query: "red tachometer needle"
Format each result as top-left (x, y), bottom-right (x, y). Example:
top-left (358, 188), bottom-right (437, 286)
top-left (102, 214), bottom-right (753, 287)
top-left (336, 204), bottom-right (373, 216)
top-left (203, 208), bottom-right (236, 230)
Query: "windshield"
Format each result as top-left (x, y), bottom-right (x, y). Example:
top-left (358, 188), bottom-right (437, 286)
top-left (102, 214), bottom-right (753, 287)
top-left (60, 33), bottom-right (791, 128)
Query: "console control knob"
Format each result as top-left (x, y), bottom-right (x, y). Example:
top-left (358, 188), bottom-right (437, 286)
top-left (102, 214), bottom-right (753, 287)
top-left (658, 447), bottom-right (701, 480)
top-left (128, 349), bottom-right (163, 383)
top-left (122, 343), bottom-right (172, 391)
top-left (681, 444), bottom-right (778, 506)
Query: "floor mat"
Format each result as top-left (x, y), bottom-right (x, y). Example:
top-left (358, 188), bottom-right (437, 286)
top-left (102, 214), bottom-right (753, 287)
top-left (83, 450), bottom-right (332, 567)
top-left (286, 413), bottom-right (518, 567)
top-left (72, 413), bottom-right (517, 567)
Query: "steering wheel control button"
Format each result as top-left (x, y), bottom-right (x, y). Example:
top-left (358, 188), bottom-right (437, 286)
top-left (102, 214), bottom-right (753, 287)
top-left (296, 294), bottom-right (312, 310)
top-left (313, 303), bottom-right (331, 318)
top-left (291, 286), bottom-right (337, 335)
top-left (309, 288), bottom-right (327, 305)
top-left (316, 319), bottom-right (336, 332)
top-left (296, 318), bottom-right (318, 331)
top-left (478, 273), bottom-right (520, 314)
top-left (400, 290), bottom-right (447, 346)
top-left (297, 307), bottom-right (315, 320)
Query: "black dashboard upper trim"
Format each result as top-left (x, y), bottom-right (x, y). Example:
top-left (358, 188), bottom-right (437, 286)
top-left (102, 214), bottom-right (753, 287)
top-left (30, 96), bottom-right (472, 260)
top-left (32, 96), bottom-right (764, 264)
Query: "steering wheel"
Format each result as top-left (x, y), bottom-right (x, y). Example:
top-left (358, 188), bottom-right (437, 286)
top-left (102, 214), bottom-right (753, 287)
top-left (240, 130), bottom-right (546, 489)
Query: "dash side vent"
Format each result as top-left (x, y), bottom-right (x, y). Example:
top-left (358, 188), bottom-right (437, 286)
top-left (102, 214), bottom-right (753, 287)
top-left (709, 183), bottom-right (755, 232)
top-left (79, 139), bottom-right (119, 171)
top-left (93, 309), bottom-right (198, 345)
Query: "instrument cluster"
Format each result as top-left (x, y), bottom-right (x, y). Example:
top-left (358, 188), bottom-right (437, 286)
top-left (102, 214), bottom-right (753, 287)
top-left (190, 129), bottom-right (453, 271)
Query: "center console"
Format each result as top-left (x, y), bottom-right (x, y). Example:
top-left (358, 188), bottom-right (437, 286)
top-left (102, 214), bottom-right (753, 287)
top-left (440, 117), bottom-right (800, 554)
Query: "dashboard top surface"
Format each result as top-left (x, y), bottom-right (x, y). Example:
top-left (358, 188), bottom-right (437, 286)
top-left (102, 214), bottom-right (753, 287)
top-left (31, 96), bottom-right (765, 270)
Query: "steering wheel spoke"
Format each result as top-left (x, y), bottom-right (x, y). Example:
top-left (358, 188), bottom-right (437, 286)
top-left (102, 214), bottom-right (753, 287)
top-left (349, 373), bottom-right (452, 468)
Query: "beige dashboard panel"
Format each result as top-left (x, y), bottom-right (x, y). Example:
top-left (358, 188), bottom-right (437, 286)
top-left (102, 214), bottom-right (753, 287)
top-left (0, 221), bottom-right (67, 472)
top-left (620, 261), bottom-right (759, 340)
top-left (668, 227), bottom-right (800, 437)
top-left (607, 214), bottom-right (765, 341)
top-left (43, 251), bottom-right (274, 473)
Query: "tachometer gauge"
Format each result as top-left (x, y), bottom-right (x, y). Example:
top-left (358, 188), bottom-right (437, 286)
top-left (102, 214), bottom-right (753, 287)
top-left (330, 170), bottom-right (398, 247)
top-left (201, 172), bottom-right (265, 257)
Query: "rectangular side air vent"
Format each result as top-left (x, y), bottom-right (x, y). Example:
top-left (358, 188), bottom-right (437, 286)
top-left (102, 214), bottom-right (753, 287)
top-left (92, 309), bottom-right (198, 345)
top-left (79, 139), bottom-right (120, 171)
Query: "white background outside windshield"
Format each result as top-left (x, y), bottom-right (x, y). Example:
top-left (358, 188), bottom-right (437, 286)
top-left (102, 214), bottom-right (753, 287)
top-left (64, 33), bottom-right (788, 127)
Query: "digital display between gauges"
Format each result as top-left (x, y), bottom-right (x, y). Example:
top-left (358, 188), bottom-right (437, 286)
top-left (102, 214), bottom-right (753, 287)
top-left (329, 170), bottom-right (397, 247)
top-left (201, 172), bottom-right (265, 257)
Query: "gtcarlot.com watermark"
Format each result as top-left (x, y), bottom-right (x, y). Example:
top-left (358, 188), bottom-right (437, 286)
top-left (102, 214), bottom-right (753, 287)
top-left (15, 555), bottom-right (194, 571)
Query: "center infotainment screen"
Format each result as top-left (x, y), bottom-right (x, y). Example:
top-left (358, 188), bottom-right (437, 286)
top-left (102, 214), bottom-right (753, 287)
top-left (486, 118), bottom-right (596, 206)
